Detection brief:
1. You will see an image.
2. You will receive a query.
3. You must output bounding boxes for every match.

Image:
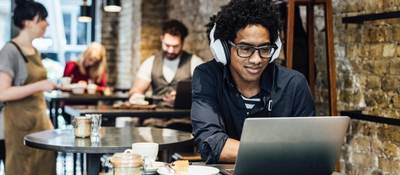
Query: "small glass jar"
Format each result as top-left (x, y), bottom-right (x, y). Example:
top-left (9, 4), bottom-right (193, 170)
top-left (72, 116), bottom-right (92, 138)
top-left (110, 149), bottom-right (143, 175)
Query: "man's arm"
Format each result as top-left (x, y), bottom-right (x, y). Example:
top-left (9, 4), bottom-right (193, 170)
top-left (219, 138), bottom-right (240, 162)
top-left (129, 78), bottom-right (151, 95)
top-left (128, 57), bottom-right (154, 95)
top-left (191, 63), bottom-right (231, 163)
top-left (292, 74), bottom-right (315, 116)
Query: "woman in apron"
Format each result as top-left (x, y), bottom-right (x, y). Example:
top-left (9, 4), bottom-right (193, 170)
top-left (0, 1), bottom-right (56, 174)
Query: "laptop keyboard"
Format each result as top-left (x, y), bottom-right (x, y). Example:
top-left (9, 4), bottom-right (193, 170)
top-left (221, 168), bottom-right (235, 175)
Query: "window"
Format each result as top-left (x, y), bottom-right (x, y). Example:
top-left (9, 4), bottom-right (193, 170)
top-left (0, 0), bottom-right (11, 48)
top-left (63, 13), bottom-right (72, 44)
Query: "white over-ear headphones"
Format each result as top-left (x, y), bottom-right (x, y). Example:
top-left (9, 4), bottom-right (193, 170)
top-left (209, 24), bottom-right (230, 65)
top-left (209, 23), bottom-right (282, 65)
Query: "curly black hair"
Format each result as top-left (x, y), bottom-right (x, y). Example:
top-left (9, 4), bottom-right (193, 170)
top-left (13, 0), bottom-right (48, 29)
top-left (162, 19), bottom-right (189, 40)
top-left (207, 0), bottom-right (281, 43)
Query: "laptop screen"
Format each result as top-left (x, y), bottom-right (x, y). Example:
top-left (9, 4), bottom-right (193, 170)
top-left (231, 116), bottom-right (350, 175)
top-left (174, 80), bottom-right (192, 109)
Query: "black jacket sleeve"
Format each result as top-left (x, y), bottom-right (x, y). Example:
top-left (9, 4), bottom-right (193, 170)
top-left (191, 64), bottom-right (228, 163)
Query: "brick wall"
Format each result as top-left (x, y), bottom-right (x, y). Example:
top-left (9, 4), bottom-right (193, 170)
top-left (117, 0), bottom-right (142, 88)
top-left (101, 10), bottom-right (119, 86)
top-left (330, 0), bottom-right (400, 174)
top-left (140, 0), bottom-right (167, 62)
top-left (167, 0), bottom-right (230, 60)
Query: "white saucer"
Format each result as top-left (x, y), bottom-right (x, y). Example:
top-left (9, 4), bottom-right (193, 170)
top-left (142, 161), bottom-right (166, 174)
top-left (157, 165), bottom-right (220, 175)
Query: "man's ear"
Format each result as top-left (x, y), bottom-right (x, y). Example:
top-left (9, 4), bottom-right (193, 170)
top-left (160, 35), bottom-right (164, 41)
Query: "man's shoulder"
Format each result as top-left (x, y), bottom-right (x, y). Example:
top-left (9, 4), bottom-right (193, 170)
top-left (196, 59), bottom-right (223, 72)
top-left (276, 64), bottom-right (306, 79)
top-left (274, 64), bottom-right (308, 87)
top-left (193, 59), bottom-right (224, 81)
top-left (141, 55), bottom-right (156, 65)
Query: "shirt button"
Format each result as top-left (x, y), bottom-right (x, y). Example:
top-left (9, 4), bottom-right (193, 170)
top-left (246, 112), bottom-right (249, 115)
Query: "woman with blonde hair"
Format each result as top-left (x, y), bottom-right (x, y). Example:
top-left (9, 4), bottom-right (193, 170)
top-left (63, 42), bottom-right (108, 89)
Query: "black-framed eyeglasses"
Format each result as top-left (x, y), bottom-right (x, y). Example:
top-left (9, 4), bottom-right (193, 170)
top-left (228, 41), bottom-right (277, 59)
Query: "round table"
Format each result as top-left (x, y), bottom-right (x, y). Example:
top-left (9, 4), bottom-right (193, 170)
top-left (24, 127), bottom-right (193, 175)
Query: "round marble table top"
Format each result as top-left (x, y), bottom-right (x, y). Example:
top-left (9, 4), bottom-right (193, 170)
top-left (24, 127), bottom-right (193, 154)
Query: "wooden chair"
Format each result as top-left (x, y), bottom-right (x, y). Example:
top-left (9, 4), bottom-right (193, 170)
top-left (284, 0), bottom-right (337, 116)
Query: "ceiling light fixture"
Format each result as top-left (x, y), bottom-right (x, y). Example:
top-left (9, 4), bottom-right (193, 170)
top-left (78, 0), bottom-right (92, 23)
top-left (104, 0), bottom-right (121, 12)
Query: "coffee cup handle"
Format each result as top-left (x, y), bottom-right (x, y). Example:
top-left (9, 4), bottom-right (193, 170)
top-left (124, 149), bottom-right (133, 154)
top-left (72, 118), bottom-right (77, 128)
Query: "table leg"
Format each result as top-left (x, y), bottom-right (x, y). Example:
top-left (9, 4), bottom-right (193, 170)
top-left (54, 100), bottom-right (60, 128)
top-left (48, 100), bottom-right (54, 126)
top-left (86, 153), bottom-right (102, 175)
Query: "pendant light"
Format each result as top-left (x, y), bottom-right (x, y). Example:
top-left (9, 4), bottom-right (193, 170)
top-left (78, 0), bottom-right (92, 23)
top-left (104, 0), bottom-right (121, 12)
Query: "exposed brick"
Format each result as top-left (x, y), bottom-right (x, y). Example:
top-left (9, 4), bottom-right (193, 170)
top-left (364, 0), bottom-right (384, 12)
top-left (382, 0), bottom-right (398, 12)
top-left (393, 96), bottom-right (400, 108)
top-left (377, 125), bottom-right (400, 144)
top-left (368, 44), bottom-right (383, 59)
top-left (382, 44), bottom-right (396, 58)
top-left (367, 27), bottom-right (391, 43)
top-left (379, 159), bottom-right (400, 174)
top-left (350, 152), bottom-right (376, 172)
top-left (393, 26), bottom-right (400, 42)
top-left (382, 76), bottom-right (399, 91)
top-left (389, 60), bottom-right (400, 75)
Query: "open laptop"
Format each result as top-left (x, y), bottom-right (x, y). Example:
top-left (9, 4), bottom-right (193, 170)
top-left (173, 80), bottom-right (192, 109)
top-left (219, 116), bottom-right (350, 175)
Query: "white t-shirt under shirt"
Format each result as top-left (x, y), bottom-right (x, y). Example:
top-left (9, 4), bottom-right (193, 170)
top-left (136, 54), bottom-right (204, 83)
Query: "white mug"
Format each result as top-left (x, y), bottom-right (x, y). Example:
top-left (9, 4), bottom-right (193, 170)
top-left (131, 142), bottom-right (159, 171)
top-left (61, 77), bottom-right (72, 87)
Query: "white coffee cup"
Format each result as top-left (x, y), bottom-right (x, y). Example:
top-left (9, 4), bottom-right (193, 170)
top-left (131, 142), bottom-right (158, 159)
top-left (131, 142), bottom-right (158, 171)
top-left (129, 93), bottom-right (149, 105)
top-left (87, 84), bottom-right (97, 94)
top-left (61, 77), bottom-right (72, 88)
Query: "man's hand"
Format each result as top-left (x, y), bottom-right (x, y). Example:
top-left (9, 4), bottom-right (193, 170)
top-left (219, 138), bottom-right (240, 163)
top-left (163, 90), bottom-right (176, 106)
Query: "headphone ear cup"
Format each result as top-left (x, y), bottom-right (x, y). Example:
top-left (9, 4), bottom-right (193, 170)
top-left (270, 36), bottom-right (282, 63)
top-left (210, 39), bottom-right (229, 65)
top-left (220, 40), bottom-right (230, 64)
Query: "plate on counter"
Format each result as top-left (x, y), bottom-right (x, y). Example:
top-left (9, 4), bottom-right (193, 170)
top-left (157, 165), bottom-right (220, 175)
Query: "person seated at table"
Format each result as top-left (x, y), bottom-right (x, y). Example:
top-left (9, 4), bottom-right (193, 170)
top-left (191, 0), bottom-right (315, 163)
top-left (0, 1), bottom-right (56, 174)
top-left (63, 42), bottom-right (108, 91)
top-left (129, 19), bottom-right (203, 106)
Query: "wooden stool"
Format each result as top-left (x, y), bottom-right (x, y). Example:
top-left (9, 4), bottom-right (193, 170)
top-left (285, 0), bottom-right (337, 116)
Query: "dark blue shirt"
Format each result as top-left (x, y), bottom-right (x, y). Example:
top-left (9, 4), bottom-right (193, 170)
top-left (191, 60), bottom-right (315, 163)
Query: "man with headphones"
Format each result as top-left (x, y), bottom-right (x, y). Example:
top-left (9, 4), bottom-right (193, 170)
top-left (191, 0), bottom-right (315, 163)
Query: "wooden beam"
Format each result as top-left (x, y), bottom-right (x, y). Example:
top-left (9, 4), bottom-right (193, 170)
top-left (324, 0), bottom-right (337, 116)
top-left (286, 0), bottom-right (295, 68)
top-left (306, 1), bottom-right (316, 96)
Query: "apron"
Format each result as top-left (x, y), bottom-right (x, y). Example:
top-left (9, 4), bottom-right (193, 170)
top-left (4, 50), bottom-right (56, 175)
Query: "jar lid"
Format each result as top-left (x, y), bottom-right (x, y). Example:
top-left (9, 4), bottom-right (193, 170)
top-left (110, 149), bottom-right (143, 168)
top-left (75, 115), bottom-right (91, 119)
